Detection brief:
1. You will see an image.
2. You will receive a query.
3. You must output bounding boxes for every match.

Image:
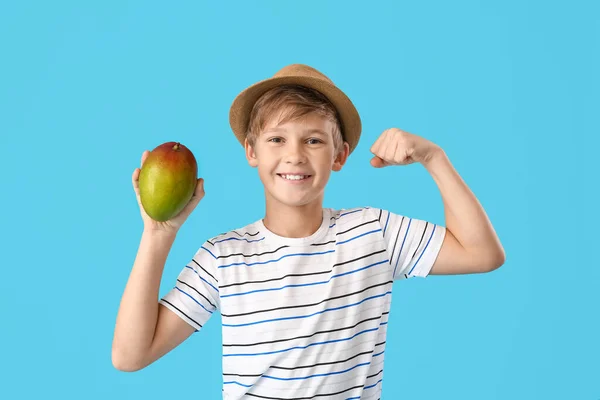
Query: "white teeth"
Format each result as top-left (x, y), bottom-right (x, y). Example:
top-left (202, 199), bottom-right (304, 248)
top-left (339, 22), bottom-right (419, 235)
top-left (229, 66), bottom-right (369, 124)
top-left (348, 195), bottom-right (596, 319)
top-left (281, 174), bottom-right (309, 181)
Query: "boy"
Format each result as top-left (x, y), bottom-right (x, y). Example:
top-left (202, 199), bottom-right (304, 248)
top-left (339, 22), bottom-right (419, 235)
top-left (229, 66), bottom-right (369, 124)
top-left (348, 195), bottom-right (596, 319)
top-left (112, 64), bottom-right (505, 399)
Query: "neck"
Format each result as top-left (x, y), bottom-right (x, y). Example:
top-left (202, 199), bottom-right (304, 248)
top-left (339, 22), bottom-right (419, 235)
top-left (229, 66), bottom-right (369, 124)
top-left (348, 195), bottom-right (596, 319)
top-left (262, 197), bottom-right (324, 238)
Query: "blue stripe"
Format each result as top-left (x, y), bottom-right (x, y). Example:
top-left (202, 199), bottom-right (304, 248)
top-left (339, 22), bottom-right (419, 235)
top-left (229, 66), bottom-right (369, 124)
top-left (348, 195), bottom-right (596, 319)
top-left (211, 226), bottom-right (377, 270)
top-left (225, 362), bottom-right (373, 387)
top-left (340, 208), bottom-right (363, 217)
top-left (213, 236), bottom-right (265, 244)
top-left (223, 323), bottom-right (388, 357)
top-left (218, 249), bottom-right (335, 269)
top-left (337, 229), bottom-right (381, 245)
top-left (223, 381), bottom-right (252, 388)
top-left (221, 259), bottom-right (388, 298)
top-left (223, 291), bottom-right (391, 328)
top-left (212, 209), bottom-right (363, 257)
top-left (365, 378), bottom-right (383, 390)
top-left (201, 245), bottom-right (217, 259)
top-left (174, 287), bottom-right (213, 313)
top-left (383, 211), bottom-right (390, 236)
top-left (344, 379), bottom-right (383, 398)
top-left (184, 265), bottom-right (219, 293)
top-left (408, 225), bottom-right (436, 275)
top-left (393, 218), bottom-right (412, 277)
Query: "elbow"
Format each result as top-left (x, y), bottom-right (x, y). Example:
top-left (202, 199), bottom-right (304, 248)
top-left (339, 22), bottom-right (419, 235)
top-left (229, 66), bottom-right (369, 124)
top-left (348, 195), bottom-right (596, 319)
top-left (483, 248), bottom-right (506, 272)
top-left (111, 346), bottom-right (146, 372)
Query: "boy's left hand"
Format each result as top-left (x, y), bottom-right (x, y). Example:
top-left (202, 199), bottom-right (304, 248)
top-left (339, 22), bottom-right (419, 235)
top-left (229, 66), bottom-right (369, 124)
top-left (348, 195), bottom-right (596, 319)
top-left (370, 128), bottom-right (441, 168)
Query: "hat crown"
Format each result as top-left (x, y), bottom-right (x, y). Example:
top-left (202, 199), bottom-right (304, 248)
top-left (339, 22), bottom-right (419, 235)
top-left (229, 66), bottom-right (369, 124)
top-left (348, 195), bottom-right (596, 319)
top-left (273, 64), bottom-right (334, 84)
top-left (230, 63), bottom-right (361, 154)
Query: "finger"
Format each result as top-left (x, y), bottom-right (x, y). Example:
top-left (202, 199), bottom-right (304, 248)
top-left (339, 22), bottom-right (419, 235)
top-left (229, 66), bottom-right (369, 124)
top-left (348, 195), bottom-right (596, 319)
top-left (393, 149), bottom-right (406, 164)
top-left (370, 138), bottom-right (382, 155)
top-left (182, 179), bottom-right (205, 215)
top-left (377, 129), bottom-right (395, 161)
top-left (377, 128), bottom-right (395, 154)
top-left (191, 178), bottom-right (205, 200)
top-left (370, 130), bottom-right (388, 159)
top-left (196, 178), bottom-right (205, 196)
top-left (141, 150), bottom-right (149, 168)
top-left (132, 168), bottom-right (140, 192)
top-left (384, 135), bottom-right (399, 162)
top-left (370, 156), bottom-right (386, 168)
top-left (370, 129), bottom-right (390, 155)
top-left (395, 145), bottom-right (413, 164)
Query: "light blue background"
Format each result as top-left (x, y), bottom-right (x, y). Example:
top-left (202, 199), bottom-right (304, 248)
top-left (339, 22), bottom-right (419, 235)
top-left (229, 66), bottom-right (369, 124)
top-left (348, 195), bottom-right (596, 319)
top-left (1, 1), bottom-right (598, 399)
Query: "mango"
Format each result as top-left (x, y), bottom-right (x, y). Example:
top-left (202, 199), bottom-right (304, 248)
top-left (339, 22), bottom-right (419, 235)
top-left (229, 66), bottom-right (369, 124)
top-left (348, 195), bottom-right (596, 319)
top-left (138, 141), bottom-right (198, 222)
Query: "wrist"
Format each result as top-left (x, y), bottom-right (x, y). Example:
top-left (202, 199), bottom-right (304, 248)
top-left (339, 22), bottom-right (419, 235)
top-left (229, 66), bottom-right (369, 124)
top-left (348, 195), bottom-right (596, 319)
top-left (422, 146), bottom-right (447, 170)
top-left (142, 227), bottom-right (178, 242)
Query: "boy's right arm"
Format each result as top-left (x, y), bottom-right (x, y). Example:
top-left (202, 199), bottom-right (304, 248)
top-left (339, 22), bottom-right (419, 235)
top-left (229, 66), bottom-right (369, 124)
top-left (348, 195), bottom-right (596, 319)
top-left (111, 229), bottom-right (195, 372)
top-left (112, 150), bottom-right (205, 372)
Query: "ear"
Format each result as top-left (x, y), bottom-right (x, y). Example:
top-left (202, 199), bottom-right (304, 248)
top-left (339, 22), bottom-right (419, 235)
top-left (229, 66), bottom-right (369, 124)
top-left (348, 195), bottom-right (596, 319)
top-left (332, 142), bottom-right (350, 172)
top-left (244, 138), bottom-right (259, 168)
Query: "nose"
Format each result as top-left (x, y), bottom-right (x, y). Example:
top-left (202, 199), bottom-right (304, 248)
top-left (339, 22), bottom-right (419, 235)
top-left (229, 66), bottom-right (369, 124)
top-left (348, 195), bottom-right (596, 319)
top-left (283, 141), bottom-right (307, 164)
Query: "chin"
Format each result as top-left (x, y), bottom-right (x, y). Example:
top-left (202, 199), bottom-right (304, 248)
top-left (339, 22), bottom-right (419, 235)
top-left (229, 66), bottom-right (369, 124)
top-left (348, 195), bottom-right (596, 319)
top-left (269, 191), bottom-right (323, 208)
top-left (275, 197), bottom-right (314, 207)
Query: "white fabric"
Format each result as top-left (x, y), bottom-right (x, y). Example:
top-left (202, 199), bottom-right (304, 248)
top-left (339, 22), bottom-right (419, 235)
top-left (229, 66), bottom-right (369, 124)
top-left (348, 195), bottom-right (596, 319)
top-left (160, 206), bottom-right (446, 399)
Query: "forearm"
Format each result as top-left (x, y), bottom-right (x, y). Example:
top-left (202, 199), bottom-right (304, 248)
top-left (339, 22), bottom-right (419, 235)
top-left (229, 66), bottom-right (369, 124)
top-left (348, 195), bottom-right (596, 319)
top-left (423, 148), bottom-right (505, 265)
top-left (112, 229), bottom-right (177, 367)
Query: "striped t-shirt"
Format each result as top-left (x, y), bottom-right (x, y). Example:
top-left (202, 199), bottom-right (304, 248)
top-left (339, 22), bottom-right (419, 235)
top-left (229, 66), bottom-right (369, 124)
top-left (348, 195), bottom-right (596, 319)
top-left (160, 206), bottom-right (446, 399)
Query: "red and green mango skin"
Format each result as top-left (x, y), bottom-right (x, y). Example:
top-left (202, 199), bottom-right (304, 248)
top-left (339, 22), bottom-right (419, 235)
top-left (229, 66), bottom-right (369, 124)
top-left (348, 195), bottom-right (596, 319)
top-left (138, 142), bottom-right (197, 222)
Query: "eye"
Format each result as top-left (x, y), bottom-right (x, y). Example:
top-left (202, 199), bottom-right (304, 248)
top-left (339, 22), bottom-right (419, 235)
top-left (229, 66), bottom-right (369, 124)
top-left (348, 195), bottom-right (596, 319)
top-left (267, 137), bottom-right (283, 143)
top-left (307, 138), bottom-right (323, 145)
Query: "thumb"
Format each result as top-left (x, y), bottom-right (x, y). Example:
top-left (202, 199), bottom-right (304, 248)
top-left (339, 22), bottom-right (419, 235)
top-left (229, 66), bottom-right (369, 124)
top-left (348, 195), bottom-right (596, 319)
top-left (370, 156), bottom-right (386, 168)
top-left (193, 178), bottom-right (205, 200)
top-left (182, 178), bottom-right (205, 212)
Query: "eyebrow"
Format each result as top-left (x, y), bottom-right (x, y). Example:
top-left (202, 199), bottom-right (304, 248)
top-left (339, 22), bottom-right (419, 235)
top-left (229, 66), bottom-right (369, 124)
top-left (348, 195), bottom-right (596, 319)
top-left (306, 129), bottom-right (328, 136)
top-left (265, 128), bottom-right (328, 135)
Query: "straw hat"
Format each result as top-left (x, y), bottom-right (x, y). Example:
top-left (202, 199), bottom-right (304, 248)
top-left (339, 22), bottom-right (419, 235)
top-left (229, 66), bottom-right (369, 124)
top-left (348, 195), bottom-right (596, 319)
top-left (229, 64), bottom-right (362, 154)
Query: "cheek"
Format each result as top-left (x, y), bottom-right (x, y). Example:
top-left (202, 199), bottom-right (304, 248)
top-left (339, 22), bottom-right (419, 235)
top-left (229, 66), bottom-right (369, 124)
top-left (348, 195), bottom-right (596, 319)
top-left (318, 154), bottom-right (336, 169)
top-left (256, 159), bottom-right (277, 178)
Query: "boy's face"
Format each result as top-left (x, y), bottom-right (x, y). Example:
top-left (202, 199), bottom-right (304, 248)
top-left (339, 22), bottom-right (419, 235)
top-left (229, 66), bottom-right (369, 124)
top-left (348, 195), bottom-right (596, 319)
top-left (245, 112), bottom-right (350, 209)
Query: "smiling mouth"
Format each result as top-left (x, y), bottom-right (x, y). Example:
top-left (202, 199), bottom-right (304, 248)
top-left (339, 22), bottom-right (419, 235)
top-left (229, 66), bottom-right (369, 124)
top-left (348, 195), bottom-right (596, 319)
top-left (277, 174), bottom-right (312, 181)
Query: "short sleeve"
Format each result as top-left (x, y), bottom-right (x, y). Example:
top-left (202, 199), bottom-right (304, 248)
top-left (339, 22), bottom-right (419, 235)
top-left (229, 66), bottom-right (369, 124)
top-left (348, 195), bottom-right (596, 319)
top-left (159, 241), bottom-right (220, 331)
top-left (370, 207), bottom-right (446, 280)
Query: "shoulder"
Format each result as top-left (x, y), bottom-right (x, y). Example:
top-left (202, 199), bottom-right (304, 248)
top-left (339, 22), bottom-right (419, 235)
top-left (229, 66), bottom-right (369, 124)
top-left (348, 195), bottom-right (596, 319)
top-left (202, 219), bottom-right (266, 257)
top-left (325, 206), bottom-right (388, 236)
top-left (329, 205), bottom-right (384, 224)
top-left (208, 222), bottom-right (262, 244)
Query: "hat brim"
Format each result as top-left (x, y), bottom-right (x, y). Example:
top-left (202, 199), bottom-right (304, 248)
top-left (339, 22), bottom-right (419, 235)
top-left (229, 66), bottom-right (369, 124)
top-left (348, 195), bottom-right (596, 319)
top-left (229, 75), bottom-right (362, 154)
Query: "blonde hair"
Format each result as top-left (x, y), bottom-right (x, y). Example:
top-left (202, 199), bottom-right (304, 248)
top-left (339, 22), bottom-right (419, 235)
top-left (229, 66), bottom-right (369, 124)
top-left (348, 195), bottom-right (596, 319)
top-left (245, 84), bottom-right (345, 154)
